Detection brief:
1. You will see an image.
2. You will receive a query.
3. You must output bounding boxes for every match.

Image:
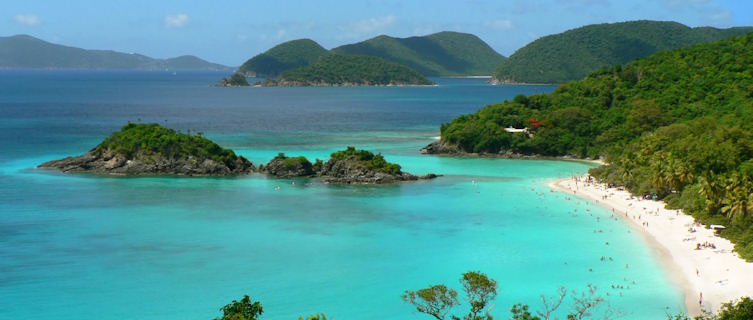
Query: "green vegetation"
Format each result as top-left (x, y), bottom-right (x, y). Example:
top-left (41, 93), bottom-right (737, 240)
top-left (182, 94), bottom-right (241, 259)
top-left (227, 72), bottom-right (250, 86)
top-left (493, 20), bottom-right (753, 83)
top-left (669, 297), bottom-right (753, 319)
top-left (273, 153), bottom-right (312, 169)
top-left (279, 54), bottom-right (433, 86)
top-left (0, 34), bottom-right (229, 70)
top-left (330, 146), bottom-right (402, 174)
top-left (403, 271), bottom-right (497, 320)
top-left (212, 295), bottom-right (330, 320)
top-left (442, 33), bottom-right (753, 259)
top-left (332, 31), bottom-right (505, 76)
top-left (237, 39), bottom-right (328, 77)
top-left (97, 123), bottom-right (245, 167)
top-left (214, 295), bottom-right (263, 320)
top-left (404, 271), bottom-right (624, 320)
top-left (235, 31), bottom-right (503, 78)
top-left (211, 285), bottom-right (752, 319)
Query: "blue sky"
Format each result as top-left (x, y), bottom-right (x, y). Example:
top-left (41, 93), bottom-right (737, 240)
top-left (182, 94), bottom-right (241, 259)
top-left (4, 0), bottom-right (752, 66)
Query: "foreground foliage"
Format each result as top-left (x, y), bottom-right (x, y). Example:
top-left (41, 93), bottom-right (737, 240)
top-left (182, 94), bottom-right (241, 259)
top-left (441, 33), bottom-right (753, 259)
top-left (669, 297), bottom-right (753, 320)
top-left (279, 54), bottom-right (433, 86)
top-left (493, 20), bottom-right (753, 83)
top-left (214, 295), bottom-right (263, 320)
top-left (404, 271), bottom-right (623, 320)
top-left (97, 123), bottom-right (244, 167)
top-left (213, 295), bottom-right (328, 320)
top-left (211, 290), bottom-right (751, 319)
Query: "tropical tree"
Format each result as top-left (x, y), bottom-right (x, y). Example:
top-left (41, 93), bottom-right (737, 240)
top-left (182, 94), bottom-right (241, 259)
top-left (402, 271), bottom-right (497, 320)
top-left (402, 284), bottom-right (459, 320)
top-left (460, 271), bottom-right (498, 320)
top-left (214, 295), bottom-right (263, 320)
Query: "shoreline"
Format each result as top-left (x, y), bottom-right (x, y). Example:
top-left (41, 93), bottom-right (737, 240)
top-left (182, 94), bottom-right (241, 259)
top-left (550, 176), bottom-right (753, 316)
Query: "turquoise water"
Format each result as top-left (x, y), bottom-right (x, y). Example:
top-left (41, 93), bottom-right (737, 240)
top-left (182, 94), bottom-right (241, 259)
top-left (0, 71), bottom-right (683, 319)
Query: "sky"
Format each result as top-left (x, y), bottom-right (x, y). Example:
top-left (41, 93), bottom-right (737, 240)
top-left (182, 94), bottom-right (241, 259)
top-left (3, 0), bottom-right (753, 66)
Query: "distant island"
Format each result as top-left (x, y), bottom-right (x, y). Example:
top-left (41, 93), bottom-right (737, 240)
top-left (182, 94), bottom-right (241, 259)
top-left (492, 20), bottom-right (753, 84)
top-left (261, 148), bottom-right (438, 184)
top-left (254, 54), bottom-right (434, 86)
top-left (39, 123), bottom-right (254, 176)
top-left (235, 31), bottom-right (504, 79)
top-left (430, 32), bottom-right (753, 260)
top-left (237, 39), bottom-right (328, 78)
top-left (0, 34), bottom-right (230, 70)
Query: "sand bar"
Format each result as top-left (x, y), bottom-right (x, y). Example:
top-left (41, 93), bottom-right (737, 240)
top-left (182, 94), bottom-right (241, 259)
top-left (550, 176), bottom-right (753, 316)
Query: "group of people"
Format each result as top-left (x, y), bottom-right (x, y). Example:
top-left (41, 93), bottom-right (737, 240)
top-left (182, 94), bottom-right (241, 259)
top-left (696, 242), bottom-right (717, 250)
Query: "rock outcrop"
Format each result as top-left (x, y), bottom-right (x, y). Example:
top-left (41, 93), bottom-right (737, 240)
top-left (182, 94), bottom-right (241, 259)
top-left (261, 154), bottom-right (315, 178)
top-left (39, 149), bottom-right (254, 176)
top-left (39, 123), bottom-right (255, 176)
top-left (262, 148), bottom-right (440, 184)
top-left (317, 155), bottom-right (422, 184)
top-left (420, 140), bottom-right (464, 155)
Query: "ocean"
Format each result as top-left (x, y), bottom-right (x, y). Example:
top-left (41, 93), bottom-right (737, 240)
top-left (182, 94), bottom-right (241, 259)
top-left (0, 71), bottom-right (683, 319)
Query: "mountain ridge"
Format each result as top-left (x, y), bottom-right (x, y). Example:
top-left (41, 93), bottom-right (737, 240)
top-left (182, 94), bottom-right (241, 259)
top-left (0, 34), bottom-right (230, 70)
top-left (492, 20), bottom-right (753, 84)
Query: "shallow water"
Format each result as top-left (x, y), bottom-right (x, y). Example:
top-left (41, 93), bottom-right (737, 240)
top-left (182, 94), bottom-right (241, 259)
top-left (0, 71), bottom-right (683, 319)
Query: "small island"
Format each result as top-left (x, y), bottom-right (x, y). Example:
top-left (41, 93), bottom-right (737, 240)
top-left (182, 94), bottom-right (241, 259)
top-left (255, 54), bottom-right (434, 87)
top-left (39, 123), bottom-right (255, 176)
top-left (218, 72), bottom-right (250, 87)
top-left (261, 147), bottom-right (439, 184)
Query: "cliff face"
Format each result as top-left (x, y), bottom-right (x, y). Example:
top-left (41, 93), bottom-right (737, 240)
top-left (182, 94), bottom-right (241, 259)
top-left (39, 148), bottom-right (255, 176)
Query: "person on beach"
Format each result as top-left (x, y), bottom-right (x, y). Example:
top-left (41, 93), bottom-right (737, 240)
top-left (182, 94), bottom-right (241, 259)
top-left (699, 292), bottom-right (703, 306)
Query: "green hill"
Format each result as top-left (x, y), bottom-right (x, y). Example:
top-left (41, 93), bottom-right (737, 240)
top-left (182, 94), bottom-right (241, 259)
top-left (274, 54), bottom-right (433, 86)
top-left (493, 20), bottom-right (753, 84)
top-left (237, 39), bottom-right (328, 77)
top-left (0, 34), bottom-right (229, 70)
top-left (439, 33), bottom-right (753, 259)
top-left (332, 31), bottom-right (505, 76)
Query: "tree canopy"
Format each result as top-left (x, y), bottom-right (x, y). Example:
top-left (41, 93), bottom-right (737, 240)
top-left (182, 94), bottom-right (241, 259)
top-left (278, 54), bottom-right (433, 86)
top-left (493, 20), bottom-right (753, 83)
top-left (97, 123), bottom-right (245, 168)
top-left (332, 31), bottom-right (505, 76)
top-left (441, 33), bottom-right (753, 259)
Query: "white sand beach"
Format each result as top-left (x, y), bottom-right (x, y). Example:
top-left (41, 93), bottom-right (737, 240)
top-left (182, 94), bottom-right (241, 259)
top-left (551, 176), bottom-right (753, 316)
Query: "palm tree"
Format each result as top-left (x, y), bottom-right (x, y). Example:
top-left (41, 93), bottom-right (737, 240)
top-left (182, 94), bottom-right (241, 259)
top-left (698, 173), bottom-right (723, 213)
top-left (721, 174), bottom-right (752, 222)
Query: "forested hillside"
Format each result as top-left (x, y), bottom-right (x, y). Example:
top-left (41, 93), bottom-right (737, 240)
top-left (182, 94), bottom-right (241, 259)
top-left (439, 33), bottom-right (753, 259)
top-left (237, 39), bottom-right (328, 77)
top-left (332, 31), bottom-right (505, 76)
top-left (276, 54), bottom-right (432, 86)
top-left (493, 20), bottom-right (753, 83)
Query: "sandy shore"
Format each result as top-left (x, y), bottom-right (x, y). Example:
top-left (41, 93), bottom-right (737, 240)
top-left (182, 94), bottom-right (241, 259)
top-left (550, 176), bottom-right (753, 316)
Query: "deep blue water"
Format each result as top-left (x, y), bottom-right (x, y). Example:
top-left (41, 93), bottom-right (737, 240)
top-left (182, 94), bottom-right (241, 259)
top-left (0, 71), bottom-right (683, 319)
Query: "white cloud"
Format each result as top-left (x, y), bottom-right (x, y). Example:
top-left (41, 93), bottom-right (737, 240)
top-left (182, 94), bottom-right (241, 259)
top-left (165, 13), bottom-right (189, 28)
top-left (340, 15), bottom-right (396, 38)
top-left (484, 19), bottom-right (513, 30)
top-left (14, 14), bottom-right (40, 26)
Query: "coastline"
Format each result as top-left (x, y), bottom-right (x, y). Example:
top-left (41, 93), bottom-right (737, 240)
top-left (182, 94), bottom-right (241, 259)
top-left (550, 175), bottom-right (753, 316)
